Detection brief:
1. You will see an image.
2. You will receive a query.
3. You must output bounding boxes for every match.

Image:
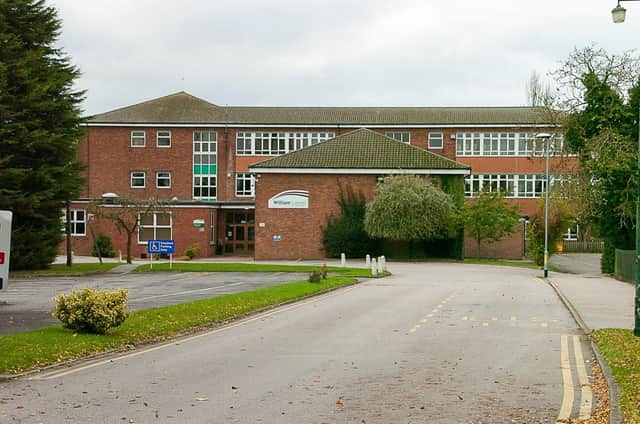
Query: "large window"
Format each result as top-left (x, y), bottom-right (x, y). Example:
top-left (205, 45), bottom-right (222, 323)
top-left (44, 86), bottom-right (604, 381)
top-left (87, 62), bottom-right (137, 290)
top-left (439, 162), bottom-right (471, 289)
top-left (428, 132), bottom-right (443, 149)
top-left (385, 132), bottom-right (410, 143)
top-left (131, 171), bottom-right (146, 188)
top-left (193, 131), bottom-right (217, 200)
top-left (131, 130), bottom-right (145, 147)
top-left (62, 209), bottom-right (86, 236)
top-left (138, 212), bottom-right (172, 243)
top-left (236, 132), bottom-right (335, 156)
top-left (156, 171), bottom-right (171, 188)
top-left (156, 131), bottom-right (171, 147)
top-left (464, 174), bottom-right (561, 198)
top-left (456, 133), bottom-right (566, 157)
top-left (235, 173), bottom-right (255, 197)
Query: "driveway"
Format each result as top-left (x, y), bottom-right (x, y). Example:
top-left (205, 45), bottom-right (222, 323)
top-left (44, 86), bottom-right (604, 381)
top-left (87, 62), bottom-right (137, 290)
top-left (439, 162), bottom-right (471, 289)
top-left (0, 270), bottom-right (307, 335)
top-left (549, 253), bottom-right (602, 275)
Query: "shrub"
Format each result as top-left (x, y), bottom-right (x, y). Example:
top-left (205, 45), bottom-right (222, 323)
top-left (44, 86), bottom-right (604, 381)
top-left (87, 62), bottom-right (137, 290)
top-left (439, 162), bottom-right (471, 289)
top-left (321, 264), bottom-right (328, 279)
top-left (53, 288), bottom-right (128, 334)
top-left (91, 233), bottom-right (115, 258)
top-left (323, 188), bottom-right (379, 258)
top-left (308, 271), bottom-right (322, 283)
top-left (184, 243), bottom-right (201, 260)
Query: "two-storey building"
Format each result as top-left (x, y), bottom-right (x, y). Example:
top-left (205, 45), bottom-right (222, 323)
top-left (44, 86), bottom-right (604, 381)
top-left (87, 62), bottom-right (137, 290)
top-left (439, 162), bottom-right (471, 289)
top-left (65, 91), bottom-right (571, 260)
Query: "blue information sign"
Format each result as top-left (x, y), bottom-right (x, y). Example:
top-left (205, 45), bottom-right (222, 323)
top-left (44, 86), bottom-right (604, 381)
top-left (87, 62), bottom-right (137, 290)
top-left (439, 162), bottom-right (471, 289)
top-left (147, 240), bottom-right (175, 254)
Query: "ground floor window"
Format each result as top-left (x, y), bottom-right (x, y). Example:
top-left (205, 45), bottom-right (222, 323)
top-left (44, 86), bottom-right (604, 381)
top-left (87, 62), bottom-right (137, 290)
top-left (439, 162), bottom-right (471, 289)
top-left (62, 209), bottom-right (86, 236)
top-left (138, 212), bottom-right (172, 243)
top-left (235, 173), bottom-right (255, 197)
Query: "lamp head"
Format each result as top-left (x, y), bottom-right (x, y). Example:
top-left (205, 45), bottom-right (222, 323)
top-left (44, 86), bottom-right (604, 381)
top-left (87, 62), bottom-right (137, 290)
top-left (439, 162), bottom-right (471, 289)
top-left (535, 133), bottom-right (553, 140)
top-left (612, 3), bottom-right (626, 23)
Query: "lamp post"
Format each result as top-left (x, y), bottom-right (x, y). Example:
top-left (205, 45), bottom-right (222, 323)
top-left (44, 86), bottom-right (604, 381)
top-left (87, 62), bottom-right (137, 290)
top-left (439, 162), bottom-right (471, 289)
top-left (612, 0), bottom-right (640, 336)
top-left (536, 133), bottom-right (553, 278)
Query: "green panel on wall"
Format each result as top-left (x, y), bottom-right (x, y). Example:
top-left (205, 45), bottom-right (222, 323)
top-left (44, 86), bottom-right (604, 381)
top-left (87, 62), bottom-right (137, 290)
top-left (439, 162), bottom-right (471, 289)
top-left (193, 165), bottom-right (217, 175)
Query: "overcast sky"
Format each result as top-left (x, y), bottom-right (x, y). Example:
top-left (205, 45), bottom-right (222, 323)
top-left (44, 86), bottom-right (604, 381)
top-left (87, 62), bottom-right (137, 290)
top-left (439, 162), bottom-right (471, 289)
top-left (48, 0), bottom-right (639, 116)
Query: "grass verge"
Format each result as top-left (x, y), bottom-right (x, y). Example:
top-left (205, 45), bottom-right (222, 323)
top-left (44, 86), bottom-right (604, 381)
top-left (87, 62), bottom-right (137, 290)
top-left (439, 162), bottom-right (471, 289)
top-left (134, 262), bottom-right (374, 277)
top-left (593, 328), bottom-right (640, 423)
top-left (0, 276), bottom-right (357, 374)
top-left (10, 262), bottom-right (121, 278)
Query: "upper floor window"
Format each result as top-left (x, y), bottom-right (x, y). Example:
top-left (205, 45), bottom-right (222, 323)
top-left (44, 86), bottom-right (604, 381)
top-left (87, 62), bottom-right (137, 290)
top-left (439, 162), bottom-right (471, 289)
top-left (131, 171), bottom-right (146, 188)
top-left (131, 130), bottom-right (145, 147)
top-left (235, 173), bottom-right (255, 197)
top-left (236, 132), bottom-right (335, 156)
top-left (428, 132), bottom-right (443, 149)
top-left (385, 132), bottom-right (410, 143)
top-left (157, 131), bottom-right (171, 147)
top-left (456, 133), bottom-right (566, 157)
top-left (464, 173), bottom-right (560, 198)
top-left (62, 209), bottom-right (86, 236)
top-left (156, 171), bottom-right (171, 188)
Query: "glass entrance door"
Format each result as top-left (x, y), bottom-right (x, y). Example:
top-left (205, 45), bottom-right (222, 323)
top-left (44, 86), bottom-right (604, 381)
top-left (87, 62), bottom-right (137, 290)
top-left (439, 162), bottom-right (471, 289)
top-left (224, 211), bottom-right (255, 255)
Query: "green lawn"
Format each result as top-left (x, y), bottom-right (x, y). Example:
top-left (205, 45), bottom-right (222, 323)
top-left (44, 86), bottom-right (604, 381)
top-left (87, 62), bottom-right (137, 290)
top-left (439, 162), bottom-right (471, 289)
top-left (0, 276), bottom-right (357, 374)
top-left (593, 329), bottom-right (640, 423)
top-left (134, 262), bottom-right (375, 277)
top-left (10, 262), bottom-right (121, 278)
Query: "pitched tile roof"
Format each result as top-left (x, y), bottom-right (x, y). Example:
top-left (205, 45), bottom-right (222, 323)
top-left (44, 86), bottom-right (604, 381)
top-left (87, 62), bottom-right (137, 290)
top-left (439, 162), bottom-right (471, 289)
top-left (250, 128), bottom-right (469, 172)
top-left (88, 92), bottom-right (550, 126)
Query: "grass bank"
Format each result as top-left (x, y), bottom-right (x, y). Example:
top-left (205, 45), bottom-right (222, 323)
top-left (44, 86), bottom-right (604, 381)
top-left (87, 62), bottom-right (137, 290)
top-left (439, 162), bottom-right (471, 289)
top-left (10, 262), bottom-right (121, 278)
top-left (593, 329), bottom-right (640, 422)
top-left (0, 276), bottom-right (357, 374)
top-left (134, 262), bottom-right (374, 277)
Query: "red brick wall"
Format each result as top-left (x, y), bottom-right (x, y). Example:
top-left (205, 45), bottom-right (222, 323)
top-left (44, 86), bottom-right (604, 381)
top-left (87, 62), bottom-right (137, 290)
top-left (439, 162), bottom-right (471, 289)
top-left (60, 202), bottom-right (219, 258)
top-left (463, 229), bottom-right (527, 260)
top-left (254, 174), bottom-right (378, 260)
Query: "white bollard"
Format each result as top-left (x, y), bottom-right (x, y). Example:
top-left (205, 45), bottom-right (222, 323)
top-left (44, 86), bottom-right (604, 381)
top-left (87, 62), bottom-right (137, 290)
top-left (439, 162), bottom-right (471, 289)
top-left (341, 253), bottom-right (346, 266)
top-left (381, 255), bottom-right (387, 272)
top-left (371, 258), bottom-right (378, 276)
top-left (118, 250), bottom-right (122, 263)
top-left (377, 256), bottom-right (383, 274)
top-left (365, 254), bottom-right (370, 266)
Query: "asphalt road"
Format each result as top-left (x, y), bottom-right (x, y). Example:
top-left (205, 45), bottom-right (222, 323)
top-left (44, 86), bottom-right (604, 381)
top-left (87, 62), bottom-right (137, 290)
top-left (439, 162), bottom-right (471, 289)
top-left (0, 263), bottom-right (593, 423)
top-left (0, 271), bottom-right (307, 335)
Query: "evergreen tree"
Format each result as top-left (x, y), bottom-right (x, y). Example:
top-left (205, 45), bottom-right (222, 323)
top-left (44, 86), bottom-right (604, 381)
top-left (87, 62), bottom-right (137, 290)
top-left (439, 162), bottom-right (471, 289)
top-left (0, 0), bottom-right (85, 269)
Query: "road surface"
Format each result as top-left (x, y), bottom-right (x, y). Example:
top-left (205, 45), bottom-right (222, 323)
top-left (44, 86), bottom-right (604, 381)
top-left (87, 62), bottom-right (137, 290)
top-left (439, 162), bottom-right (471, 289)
top-left (0, 263), bottom-right (593, 423)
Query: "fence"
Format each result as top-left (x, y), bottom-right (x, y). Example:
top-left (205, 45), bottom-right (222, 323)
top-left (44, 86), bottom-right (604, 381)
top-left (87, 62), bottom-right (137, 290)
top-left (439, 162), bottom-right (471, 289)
top-left (562, 239), bottom-right (604, 253)
top-left (615, 249), bottom-right (635, 283)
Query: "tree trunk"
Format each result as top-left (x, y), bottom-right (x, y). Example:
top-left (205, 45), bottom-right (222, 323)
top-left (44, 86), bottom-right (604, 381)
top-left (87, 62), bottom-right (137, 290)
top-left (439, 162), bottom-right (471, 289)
top-left (126, 232), bottom-right (132, 264)
top-left (65, 202), bottom-right (72, 267)
top-left (89, 223), bottom-right (103, 264)
top-left (476, 237), bottom-right (481, 258)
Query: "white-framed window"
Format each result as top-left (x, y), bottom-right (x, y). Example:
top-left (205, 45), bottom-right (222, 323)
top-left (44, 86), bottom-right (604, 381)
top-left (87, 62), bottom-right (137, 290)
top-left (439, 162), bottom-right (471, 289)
top-left (456, 133), bottom-right (567, 157)
top-left (62, 209), bottom-right (86, 236)
top-left (131, 130), bottom-right (145, 147)
top-left (464, 174), bottom-right (561, 198)
top-left (235, 173), bottom-right (255, 197)
top-left (156, 131), bottom-right (171, 148)
top-left (193, 131), bottom-right (217, 200)
top-left (156, 171), bottom-right (171, 188)
top-left (385, 132), bottom-right (410, 143)
top-left (236, 132), bottom-right (335, 155)
top-left (138, 212), bottom-right (172, 243)
top-left (562, 226), bottom-right (579, 241)
top-left (131, 171), bottom-right (146, 188)
top-left (428, 132), bottom-right (443, 149)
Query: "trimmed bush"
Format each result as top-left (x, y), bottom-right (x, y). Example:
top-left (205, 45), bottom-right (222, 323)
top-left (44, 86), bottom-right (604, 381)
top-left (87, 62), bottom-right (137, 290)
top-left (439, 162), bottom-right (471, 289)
top-left (308, 271), bottom-right (322, 283)
top-left (91, 233), bottom-right (115, 258)
top-left (184, 243), bottom-right (201, 260)
top-left (53, 288), bottom-right (128, 334)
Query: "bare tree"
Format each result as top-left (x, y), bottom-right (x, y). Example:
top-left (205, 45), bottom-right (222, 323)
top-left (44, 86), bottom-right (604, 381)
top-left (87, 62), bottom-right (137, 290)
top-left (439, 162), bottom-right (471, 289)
top-left (94, 197), bottom-right (170, 264)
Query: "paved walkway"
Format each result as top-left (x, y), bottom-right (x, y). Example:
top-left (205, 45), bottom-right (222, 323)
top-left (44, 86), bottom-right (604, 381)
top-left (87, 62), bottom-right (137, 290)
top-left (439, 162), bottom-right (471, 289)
top-left (547, 253), bottom-right (634, 330)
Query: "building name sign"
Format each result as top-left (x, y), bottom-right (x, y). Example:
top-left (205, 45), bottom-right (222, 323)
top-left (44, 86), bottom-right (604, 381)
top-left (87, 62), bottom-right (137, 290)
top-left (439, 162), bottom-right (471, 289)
top-left (268, 190), bottom-right (309, 209)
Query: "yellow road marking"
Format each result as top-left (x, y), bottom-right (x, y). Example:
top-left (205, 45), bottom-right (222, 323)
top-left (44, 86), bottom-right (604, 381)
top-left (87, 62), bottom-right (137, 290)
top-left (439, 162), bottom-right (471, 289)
top-left (573, 335), bottom-right (592, 420)
top-left (557, 335), bottom-right (574, 423)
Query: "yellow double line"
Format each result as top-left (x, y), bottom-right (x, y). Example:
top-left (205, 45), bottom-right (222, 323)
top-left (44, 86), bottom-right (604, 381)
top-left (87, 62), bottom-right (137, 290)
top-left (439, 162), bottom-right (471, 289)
top-left (557, 335), bottom-right (592, 422)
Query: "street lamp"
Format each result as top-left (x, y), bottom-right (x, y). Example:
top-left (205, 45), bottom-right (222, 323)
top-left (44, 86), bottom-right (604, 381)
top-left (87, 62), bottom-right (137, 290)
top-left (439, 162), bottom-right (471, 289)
top-left (536, 133), bottom-right (553, 278)
top-left (613, 0), bottom-right (640, 337)
top-left (612, 0), bottom-right (640, 22)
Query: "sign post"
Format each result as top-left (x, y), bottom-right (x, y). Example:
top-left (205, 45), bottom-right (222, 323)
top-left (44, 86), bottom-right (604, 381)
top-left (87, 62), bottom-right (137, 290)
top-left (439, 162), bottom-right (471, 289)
top-left (0, 211), bottom-right (13, 292)
top-left (147, 240), bottom-right (176, 270)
